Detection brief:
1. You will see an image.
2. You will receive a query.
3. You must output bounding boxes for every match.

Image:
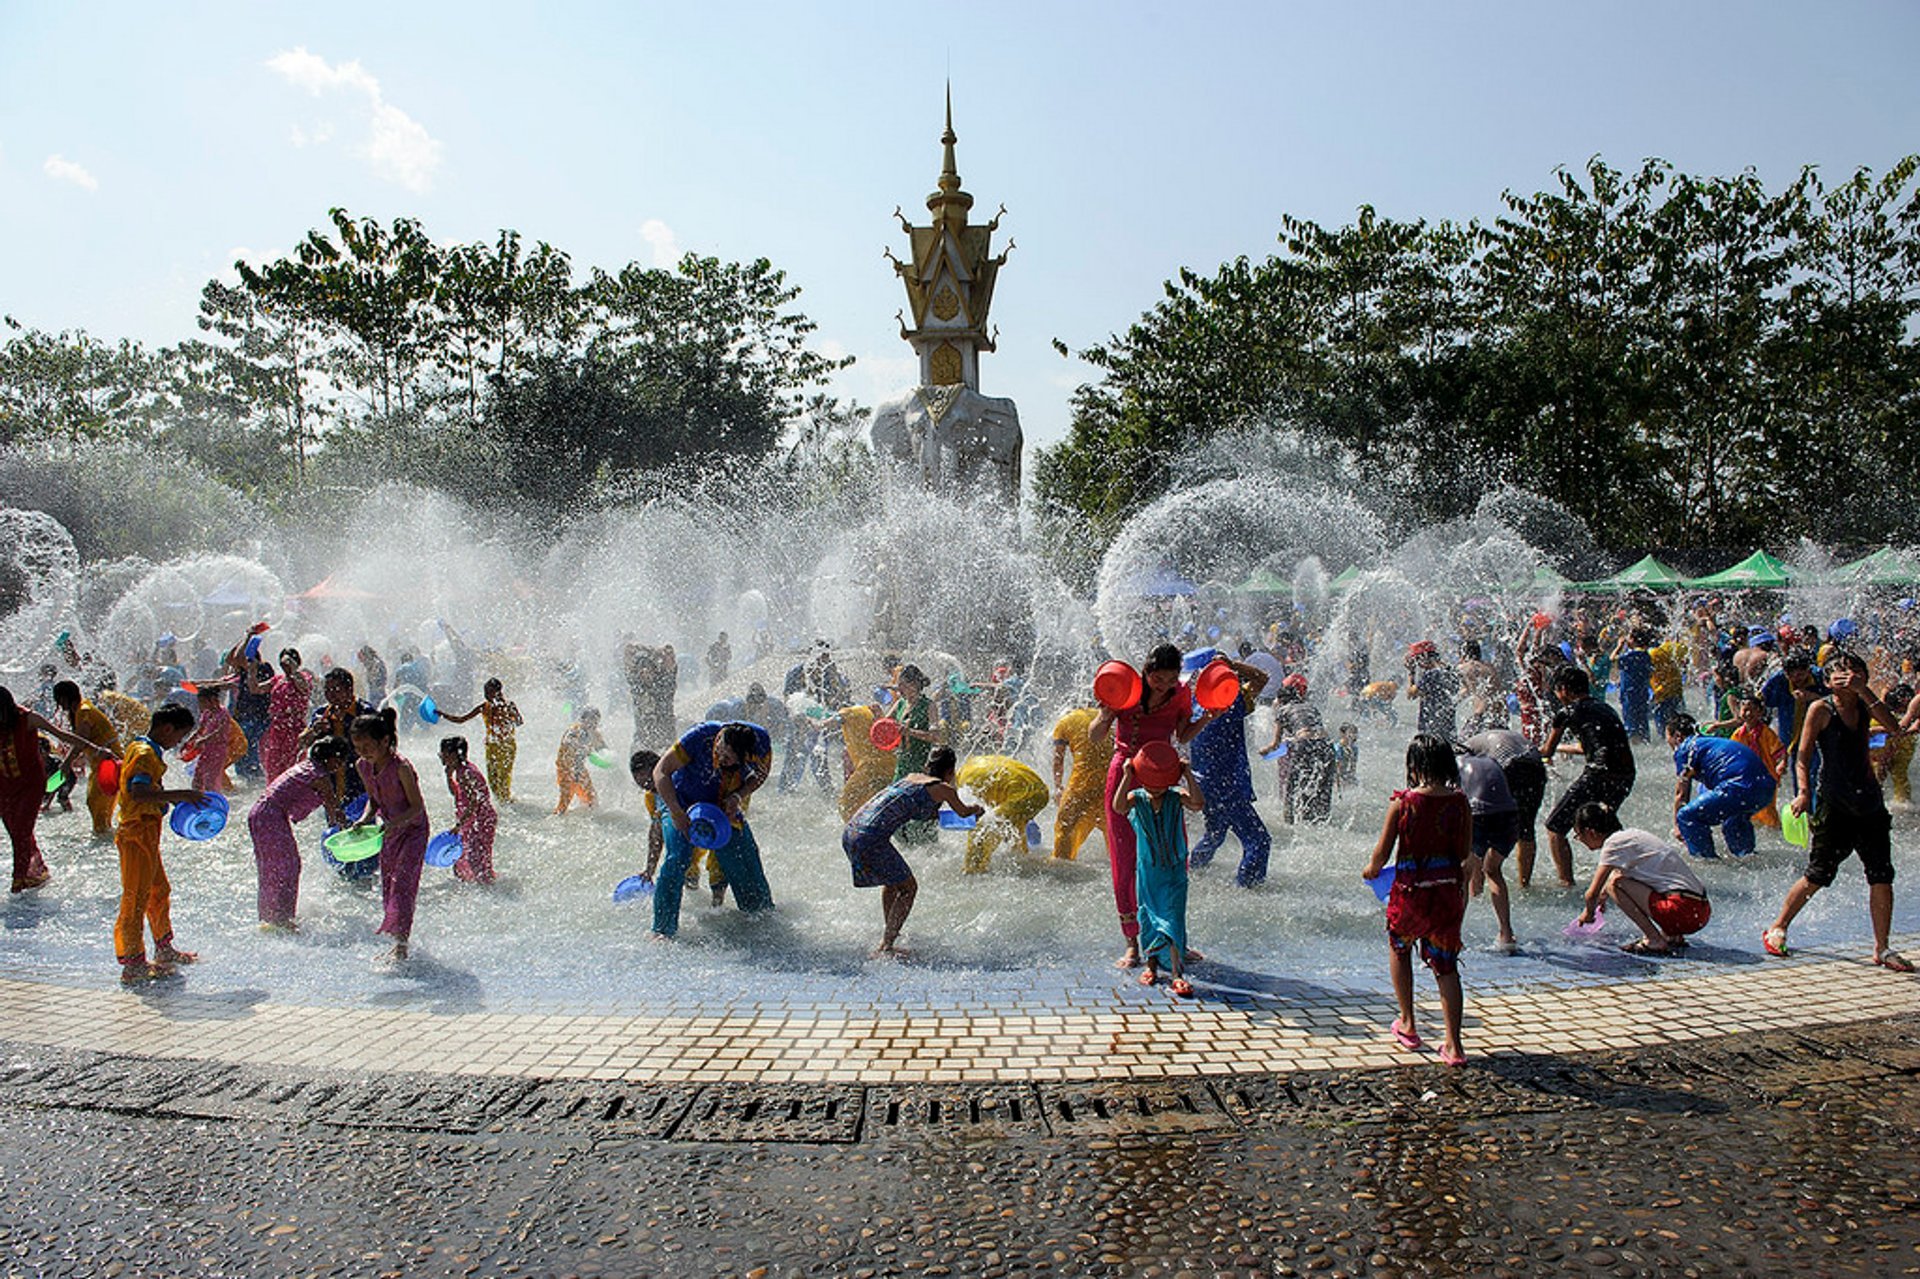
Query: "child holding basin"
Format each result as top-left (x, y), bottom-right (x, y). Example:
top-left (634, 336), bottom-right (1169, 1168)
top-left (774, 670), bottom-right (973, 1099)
top-left (247, 736), bottom-right (353, 930)
top-left (553, 707), bottom-right (605, 814)
top-left (114, 702), bottom-right (204, 984)
top-left (444, 678), bottom-right (522, 803)
top-left (842, 746), bottom-right (982, 957)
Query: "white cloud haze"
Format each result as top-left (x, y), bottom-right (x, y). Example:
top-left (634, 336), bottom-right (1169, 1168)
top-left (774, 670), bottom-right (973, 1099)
top-left (266, 46), bottom-right (442, 192)
top-left (43, 154), bottom-right (98, 190)
top-left (638, 218), bottom-right (681, 268)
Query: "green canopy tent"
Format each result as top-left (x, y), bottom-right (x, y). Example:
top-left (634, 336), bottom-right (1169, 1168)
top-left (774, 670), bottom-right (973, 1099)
top-left (1829, 547), bottom-right (1920, 588)
top-left (1570, 554), bottom-right (1685, 593)
top-left (1235, 566), bottom-right (1294, 597)
top-left (1682, 550), bottom-right (1794, 590)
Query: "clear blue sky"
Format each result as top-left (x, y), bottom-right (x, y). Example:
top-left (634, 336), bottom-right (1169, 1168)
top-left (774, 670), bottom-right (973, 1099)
top-left (3, 1), bottom-right (1916, 447)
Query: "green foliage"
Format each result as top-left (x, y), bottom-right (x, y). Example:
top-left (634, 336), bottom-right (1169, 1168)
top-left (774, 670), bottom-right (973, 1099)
top-left (1038, 155), bottom-right (1920, 558)
top-left (0, 443), bottom-right (261, 561)
top-left (0, 210), bottom-right (855, 526)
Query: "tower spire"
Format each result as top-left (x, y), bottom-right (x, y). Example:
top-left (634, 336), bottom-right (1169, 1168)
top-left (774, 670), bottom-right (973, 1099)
top-left (928, 81), bottom-right (972, 218)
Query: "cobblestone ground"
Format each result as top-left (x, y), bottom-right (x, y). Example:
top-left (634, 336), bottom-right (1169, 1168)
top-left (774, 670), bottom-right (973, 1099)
top-left (0, 1017), bottom-right (1916, 1278)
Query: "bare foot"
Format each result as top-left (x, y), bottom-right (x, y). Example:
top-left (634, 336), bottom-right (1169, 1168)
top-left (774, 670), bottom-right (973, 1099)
top-left (1182, 948), bottom-right (1206, 964)
top-left (710, 886), bottom-right (727, 908)
top-left (870, 944), bottom-right (910, 961)
top-left (154, 944), bottom-right (198, 966)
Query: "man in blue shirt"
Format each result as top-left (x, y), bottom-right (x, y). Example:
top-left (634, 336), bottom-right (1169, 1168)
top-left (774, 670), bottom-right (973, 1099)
top-left (1667, 713), bottom-right (1776, 859)
top-left (1185, 653), bottom-right (1272, 887)
top-left (650, 720), bottom-right (775, 938)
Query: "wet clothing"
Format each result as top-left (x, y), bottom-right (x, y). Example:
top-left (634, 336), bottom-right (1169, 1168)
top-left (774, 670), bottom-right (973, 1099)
top-left (842, 779), bottom-right (939, 888)
top-left (1189, 695), bottom-right (1272, 884)
top-left (113, 737), bottom-right (177, 963)
top-left (1413, 667), bottom-right (1460, 738)
top-left (956, 755), bottom-right (1048, 873)
top-left (1384, 788), bottom-right (1470, 976)
top-left (359, 751), bottom-right (427, 942)
top-left (1544, 697), bottom-right (1636, 836)
top-left (1103, 684), bottom-right (1193, 941)
top-left (479, 700), bottom-right (521, 802)
top-left (652, 809), bottom-right (774, 935)
top-left (1731, 721), bottom-right (1788, 828)
top-left (1617, 649), bottom-right (1653, 739)
top-left (1457, 752), bottom-right (1519, 858)
top-left (260, 671), bottom-right (316, 781)
top-left (1804, 696), bottom-right (1894, 888)
top-left (449, 759), bottom-right (497, 883)
top-left (1050, 708), bottom-right (1109, 861)
top-left (1127, 789), bottom-right (1191, 968)
top-left (71, 700), bottom-right (121, 836)
top-left (1672, 735), bottom-right (1774, 859)
top-left (248, 760), bottom-right (336, 925)
top-left (1467, 729), bottom-right (1546, 839)
top-left (886, 696), bottom-right (937, 845)
top-left (836, 706), bottom-right (897, 822)
top-left (0, 713), bottom-right (50, 890)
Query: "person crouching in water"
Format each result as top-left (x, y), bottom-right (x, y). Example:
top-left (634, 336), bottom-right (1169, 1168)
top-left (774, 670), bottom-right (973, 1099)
top-left (1570, 803), bottom-right (1710, 955)
top-left (1665, 712), bottom-right (1774, 859)
top-left (1118, 742), bottom-right (1206, 998)
top-left (1363, 733), bottom-right (1471, 1065)
top-left (841, 746), bottom-right (982, 957)
top-left (247, 735), bottom-right (353, 930)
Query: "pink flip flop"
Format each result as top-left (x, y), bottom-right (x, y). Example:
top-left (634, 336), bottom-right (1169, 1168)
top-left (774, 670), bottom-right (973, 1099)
top-left (1390, 1018), bottom-right (1422, 1051)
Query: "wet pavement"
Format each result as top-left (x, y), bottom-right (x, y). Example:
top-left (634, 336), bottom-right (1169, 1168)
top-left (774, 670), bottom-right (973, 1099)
top-left (1, 1016), bottom-right (1916, 1278)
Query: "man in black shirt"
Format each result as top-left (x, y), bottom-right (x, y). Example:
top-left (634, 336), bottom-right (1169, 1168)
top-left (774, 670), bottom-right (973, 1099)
top-left (1538, 666), bottom-right (1636, 886)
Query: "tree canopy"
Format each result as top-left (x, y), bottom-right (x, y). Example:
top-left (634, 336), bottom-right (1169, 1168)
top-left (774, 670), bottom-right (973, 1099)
top-left (1036, 156), bottom-right (1920, 562)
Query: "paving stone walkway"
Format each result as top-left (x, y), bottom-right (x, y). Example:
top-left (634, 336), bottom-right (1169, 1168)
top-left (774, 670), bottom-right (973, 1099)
top-left (0, 933), bottom-right (1910, 1082)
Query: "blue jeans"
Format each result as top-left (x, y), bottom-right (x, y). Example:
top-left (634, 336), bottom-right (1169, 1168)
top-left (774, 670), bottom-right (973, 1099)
top-left (1677, 777), bottom-right (1775, 859)
top-left (652, 811), bottom-right (775, 936)
top-left (1189, 787), bottom-right (1272, 887)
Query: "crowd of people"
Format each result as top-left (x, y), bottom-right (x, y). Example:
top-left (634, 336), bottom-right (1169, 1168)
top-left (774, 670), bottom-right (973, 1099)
top-left (1, 585), bottom-right (1914, 1063)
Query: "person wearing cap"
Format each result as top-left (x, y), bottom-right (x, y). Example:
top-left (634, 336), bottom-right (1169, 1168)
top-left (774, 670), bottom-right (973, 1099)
top-left (1187, 652), bottom-right (1271, 885)
top-left (650, 720), bottom-right (775, 939)
top-left (1261, 672), bottom-right (1335, 827)
top-left (1116, 741), bottom-right (1205, 998)
top-left (1405, 641), bottom-right (1461, 739)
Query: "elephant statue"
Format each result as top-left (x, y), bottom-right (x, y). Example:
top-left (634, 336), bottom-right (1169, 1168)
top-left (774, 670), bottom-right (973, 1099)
top-left (869, 385), bottom-right (1023, 502)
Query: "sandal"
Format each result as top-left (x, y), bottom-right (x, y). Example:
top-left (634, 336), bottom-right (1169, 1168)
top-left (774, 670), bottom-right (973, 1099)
top-left (1874, 950), bottom-right (1916, 974)
top-left (1438, 1045), bottom-right (1467, 1067)
top-left (1138, 968), bottom-right (1158, 987)
top-left (1168, 978), bottom-right (1195, 999)
top-left (1621, 938), bottom-right (1671, 956)
top-left (1390, 1018), bottom-right (1422, 1051)
top-left (1761, 927), bottom-right (1790, 958)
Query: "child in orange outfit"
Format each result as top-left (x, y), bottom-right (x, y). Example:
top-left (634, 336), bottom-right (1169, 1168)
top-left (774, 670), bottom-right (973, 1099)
top-left (554, 708), bottom-right (605, 814)
top-left (115, 702), bottom-right (205, 984)
top-left (1729, 692), bottom-right (1787, 829)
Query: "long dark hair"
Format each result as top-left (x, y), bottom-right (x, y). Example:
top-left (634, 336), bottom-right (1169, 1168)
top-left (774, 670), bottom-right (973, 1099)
top-left (1405, 733), bottom-right (1459, 789)
top-left (1138, 643), bottom-right (1183, 710)
top-left (0, 686), bottom-right (18, 733)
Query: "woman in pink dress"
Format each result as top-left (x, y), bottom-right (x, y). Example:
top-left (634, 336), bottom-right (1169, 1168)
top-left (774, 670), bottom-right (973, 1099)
top-left (440, 735), bottom-right (498, 884)
top-left (350, 709), bottom-right (428, 963)
top-left (246, 736), bottom-right (352, 928)
top-left (1089, 644), bottom-right (1219, 969)
top-left (248, 648), bottom-right (316, 782)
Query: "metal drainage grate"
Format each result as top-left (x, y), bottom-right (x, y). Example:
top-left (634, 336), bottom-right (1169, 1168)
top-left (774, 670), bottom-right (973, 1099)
top-left (1038, 1082), bottom-right (1238, 1135)
top-left (671, 1082), bottom-right (864, 1144)
top-left (865, 1085), bottom-right (1051, 1142)
top-left (506, 1083), bottom-right (694, 1138)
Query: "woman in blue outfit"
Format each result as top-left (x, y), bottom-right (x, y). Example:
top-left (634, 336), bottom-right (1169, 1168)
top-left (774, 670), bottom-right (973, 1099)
top-left (650, 720), bottom-right (776, 938)
top-left (840, 747), bottom-right (982, 957)
top-left (1665, 713), bottom-right (1775, 859)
